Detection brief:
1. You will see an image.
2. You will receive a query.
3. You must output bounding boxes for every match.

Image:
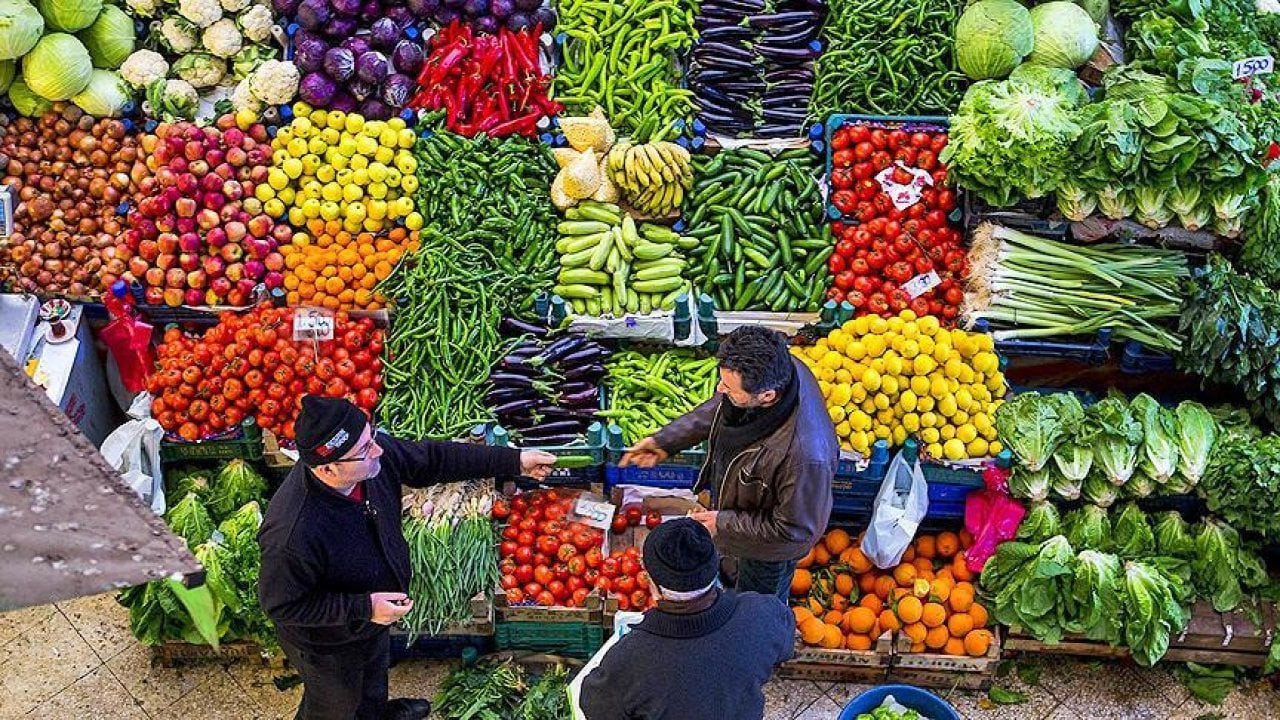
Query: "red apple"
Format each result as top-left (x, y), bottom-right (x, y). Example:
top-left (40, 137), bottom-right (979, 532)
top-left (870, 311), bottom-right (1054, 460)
top-left (138, 239), bottom-right (160, 261)
top-left (155, 253), bottom-right (176, 271)
top-left (144, 267), bottom-right (165, 287)
top-left (224, 261), bottom-right (243, 282)
top-left (165, 268), bottom-right (186, 289)
top-left (179, 253), bottom-right (200, 272)
top-left (163, 288), bottom-right (185, 307)
top-left (175, 197), bottom-right (197, 218)
top-left (184, 288), bottom-right (205, 306)
top-left (157, 233), bottom-right (179, 255)
top-left (144, 286), bottom-right (165, 305)
top-left (220, 244), bottom-right (243, 263)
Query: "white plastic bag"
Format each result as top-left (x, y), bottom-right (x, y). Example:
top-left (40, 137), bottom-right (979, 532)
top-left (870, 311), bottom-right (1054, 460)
top-left (99, 392), bottom-right (166, 515)
top-left (861, 447), bottom-right (929, 569)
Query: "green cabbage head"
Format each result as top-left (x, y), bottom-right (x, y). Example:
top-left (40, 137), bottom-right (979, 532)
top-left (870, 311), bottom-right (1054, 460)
top-left (0, 0), bottom-right (43, 60)
top-left (955, 0), bottom-right (1035, 80)
top-left (22, 32), bottom-right (93, 100)
top-left (1027, 1), bottom-right (1100, 70)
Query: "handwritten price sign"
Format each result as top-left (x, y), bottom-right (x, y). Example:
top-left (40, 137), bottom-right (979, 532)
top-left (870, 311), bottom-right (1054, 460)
top-left (574, 497), bottom-right (617, 531)
top-left (293, 308), bottom-right (335, 341)
top-left (1234, 55), bottom-right (1275, 80)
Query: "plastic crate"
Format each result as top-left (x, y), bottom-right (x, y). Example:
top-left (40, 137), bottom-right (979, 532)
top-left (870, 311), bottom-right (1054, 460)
top-left (390, 631), bottom-right (494, 662)
top-left (823, 114), bottom-right (953, 222)
top-left (1120, 340), bottom-right (1175, 374)
top-left (962, 193), bottom-right (1069, 238)
top-left (494, 620), bottom-right (605, 659)
top-left (830, 460), bottom-right (983, 521)
top-left (488, 422), bottom-right (607, 487)
top-left (160, 418), bottom-right (264, 463)
top-left (603, 423), bottom-right (707, 490)
top-left (987, 323), bottom-right (1113, 366)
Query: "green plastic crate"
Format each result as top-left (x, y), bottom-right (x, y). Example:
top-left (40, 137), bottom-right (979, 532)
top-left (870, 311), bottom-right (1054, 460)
top-left (494, 620), bottom-right (605, 659)
top-left (160, 418), bottom-right (264, 463)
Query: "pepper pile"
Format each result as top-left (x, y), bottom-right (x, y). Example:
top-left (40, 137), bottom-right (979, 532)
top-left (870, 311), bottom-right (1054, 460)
top-left (409, 21), bottom-right (560, 138)
top-left (826, 122), bottom-right (964, 322)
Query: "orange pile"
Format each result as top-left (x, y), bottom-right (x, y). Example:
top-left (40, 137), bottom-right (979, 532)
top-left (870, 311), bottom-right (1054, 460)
top-left (281, 220), bottom-right (419, 309)
top-left (790, 528), bottom-right (994, 658)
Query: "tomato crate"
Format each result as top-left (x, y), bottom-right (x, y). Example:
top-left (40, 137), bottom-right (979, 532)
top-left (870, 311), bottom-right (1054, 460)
top-left (822, 114), bottom-right (954, 222)
top-left (159, 418), bottom-right (264, 463)
top-left (494, 620), bottom-right (605, 659)
top-left (488, 422), bottom-right (607, 487)
top-left (493, 587), bottom-right (607, 624)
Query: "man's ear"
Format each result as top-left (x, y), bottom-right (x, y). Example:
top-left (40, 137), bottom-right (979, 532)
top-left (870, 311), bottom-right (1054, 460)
top-left (759, 389), bottom-right (779, 405)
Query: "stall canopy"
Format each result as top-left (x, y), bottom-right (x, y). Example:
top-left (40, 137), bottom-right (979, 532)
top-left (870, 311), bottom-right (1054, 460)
top-left (0, 347), bottom-right (198, 611)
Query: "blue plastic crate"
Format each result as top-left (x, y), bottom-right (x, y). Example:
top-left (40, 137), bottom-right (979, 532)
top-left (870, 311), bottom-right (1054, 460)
top-left (604, 446), bottom-right (706, 491)
top-left (985, 323), bottom-right (1113, 366)
top-left (1120, 340), bottom-right (1175, 374)
top-left (823, 114), bottom-right (953, 222)
top-left (830, 460), bottom-right (982, 521)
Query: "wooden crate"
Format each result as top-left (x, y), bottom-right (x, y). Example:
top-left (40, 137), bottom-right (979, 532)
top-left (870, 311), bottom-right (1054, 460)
top-left (493, 587), bottom-right (606, 624)
top-left (152, 641), bottom-right (285, 669)
top-left (775, 631), bottom-right (895, 683)
top-left (889, 628), bottom-right (1000, 690)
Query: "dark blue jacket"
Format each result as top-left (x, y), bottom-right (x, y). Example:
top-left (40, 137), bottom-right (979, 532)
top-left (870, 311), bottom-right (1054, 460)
top-left (580, 590), bottom-right (794, 720)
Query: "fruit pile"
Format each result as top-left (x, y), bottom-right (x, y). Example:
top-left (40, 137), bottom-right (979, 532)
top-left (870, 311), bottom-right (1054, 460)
top-left (795, 309), bottom-right (1006, 459)
top-left (117, 117), bottom-right (290, 306)
top-left (790, 528), bottom-right (995, 658)
top-left (149, 304), bottom-right (384, 442)
top-left (281, 220), bottom-right (419, 309)
top-left (826, 122), bottom-right (964, 322)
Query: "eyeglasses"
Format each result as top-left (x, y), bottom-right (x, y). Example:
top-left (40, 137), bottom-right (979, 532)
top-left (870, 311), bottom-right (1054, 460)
top-left (326, 428), bottom-right (380, 464)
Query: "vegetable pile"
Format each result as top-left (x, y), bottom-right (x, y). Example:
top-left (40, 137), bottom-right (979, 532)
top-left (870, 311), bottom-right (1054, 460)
top-left (432, 660), bottom-right (571, 720)
top-left (148, 305), bottom-right (384, 441)
top-left (796, 310), bottom-right (1006, 459)
top-left (600, 349), bottom-right (719, 444)
top-left (689, 0), bottom-right (826, 138)
top-left (790, 528), bottom-right (996, 657)
top-left (494, 488), bottom-right (609, 608)
top-left (115, 115), bottom-right (290, 307)
top-left (0, 108), bottom-right (142, 298)
top-left (486, 325), bottom-right (608, 444)
top-left (1202, 427), bottom-right (1280, 540)
top-left (280, 222), bottom-right (418, 309)
top-left (953, 0), bottom-right (1099, 81)
top-left (291, 10), bottom-right (422, 117)
top-left (407, 21), bottom-right (559, 138)
top-left (685, 147), bottom-right (830, 312)
top-left (827, 121), bottom-right (963, 321)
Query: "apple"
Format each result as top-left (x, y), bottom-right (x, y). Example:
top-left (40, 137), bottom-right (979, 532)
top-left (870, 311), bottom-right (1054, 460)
top-left (220, 244), bottom-right (243, 263)
top-left (175, 197), bottom-right (197, 218)
top-left (224, 221), bottom-right (247, 244)
top-left (184, 288), bottom-right (205, 306)
top-left (178, 232), bottom-right (201, 254)
top-left (179, 253), bottom-right (200, 272)
top-left (157, 233), bottom-right (179, 255)
top-left (163, 288), bottom-right (185, 307)
top-left (138, 239), bottom-right (160, 262)
top-left (155, 253), bottom-right (177, 271)
top-left (144, 286), bottom-right (165, 305)
top-left (224, 261), bottom-right (243, 282)
top-left (144, 267), bottom-right (165, 287)
top-left (165, 268), bottom-right (186, 289)
top-left (210, 276), bottom-right (232, 297)
top-left (247, 215), bottom-right (272, 239)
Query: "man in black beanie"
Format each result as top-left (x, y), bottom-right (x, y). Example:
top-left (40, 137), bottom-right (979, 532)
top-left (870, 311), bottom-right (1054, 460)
top-left (578, 518), bottom-right (794, 720)
top-left (259, 395), bottom-right (556, 720)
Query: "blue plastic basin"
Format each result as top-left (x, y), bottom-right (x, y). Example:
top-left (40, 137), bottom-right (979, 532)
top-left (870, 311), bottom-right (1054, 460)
top-left (838, 684), bottom-right (961, 720)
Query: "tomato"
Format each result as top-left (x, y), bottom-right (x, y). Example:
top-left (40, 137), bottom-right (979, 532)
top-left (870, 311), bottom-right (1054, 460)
top-left (567, 557), bottom-right (586, 577)
top-left (867, 250), bottom-right (888, 270)
top-left (831, 167), bottom-right (855, 190)
top-left (834, 238), bottom-right (856, 258)
top-left (868, 293), bottom-right (890, 315)
top-left (833, 271), bottom-right (856, 291)
top-left (833, 149), bottom-right (856, 167)
top-left (872, 151), bottom-right (893, 171)
top-left (571, 588), bottom-right (591, 607)
top-left (856, 178), bottom-right (878, 201)
top-left (505, 588), bottom-right (526, 604)
top-left (181, 366), bottom-right (201, 385)
top-left (533, 565), bottom-right (554, 586)
top-left (832, 127), bottom-right (852, 150)
top-left (848, 124), bottom-right (871, 143)
top-left (870, 129), bottom-right (888, 149)
top-left (501, 574), bottom-right (519, 590)
top-left (894, 147), bottom-right (917, 167)
top-left (315, 359), bottom-right (336, 381)
top-left (936, 189), bottom-right (957, 212)
top-left (500, 541), bottom-right (518, 558)
top-left (535, 535), bottom-right (558, 556)
top-left (335, 358), bottom-right (357, 379)
top-left (616, 594), bottom-right (632, 611)
top-left (557, 543), bottom-right (578, 563)
top-left (853, 141), bottom-right (874, 160)
top-left (827, 254), bottom-right (847, 275)
top-left (888, 130), bottom-right (908, 149)
top-left (324, 378), bottom-right (349, 397)
top-left (931, 134), bottom-right (948, 153)
top-left (601, 557), bottom-right (620, 579)
top-left (534, 590), bottom-right (556, 606)
top-left (911, 132), bottom-right (933, 148)
top-left (832, 190), bottom-right (857, 215)
top-left (945, 286), bottom-right (965, 306)
top-left (645, 512), bottom-right (661, 529)
top-left (573, 530), bottom-right (596, 552)
top-left (826, 288), bottom-right (846, 303)
top-left (916, 149), bottom-right (937, 170)
top-left (553, 563), bottom-right (570, 581)
top-left (547, 580), bottom-right (568, 602)
top-left (630, 590), bottom-right (650, 609)
top-left (624, 507), bottom-right (642, 526)
top-left (615, 576), bottom-right (637, 594)
top-left (620, 557), bottom-right (641, 577)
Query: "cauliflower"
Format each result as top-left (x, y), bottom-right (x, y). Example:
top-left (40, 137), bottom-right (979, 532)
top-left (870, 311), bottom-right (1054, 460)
top-left (146, 78), bottom-right (199, 122)
top-left (1260, 0), bottom-right (1280, 13)
top-left (231, 45), bottom-right (276, 81)
top-left (159, 17), bottom-right (199, 54)
top-left (220, 0), bottom-right (250, 10)
top-left (120, 50), bottom-right (169, 90)
top-left (173, 53), bottom-right (227, 89)
top-left (237, 4), bottom-right (274, 43)
top-left (125, 0), bottom-right (160, 17)
top-left (179, 0), bottom-right (223, 27)
top-left (231, 77), bottom-right (263, 112)
top-left (247, 59), bottom-right (298, 105)
top-left (202, 17), bottom-right (243, 58)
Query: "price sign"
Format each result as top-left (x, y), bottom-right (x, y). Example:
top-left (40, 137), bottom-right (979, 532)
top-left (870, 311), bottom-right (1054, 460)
top-left (574, 497), bottom-right (617, 531)
top-left (0, 186), bottom-right (12, 238)
top-left (293, 308), bottom-right (335, 341)
top-left (1234, 55), bottom-right (1275, 80)
top-left (903, 271), bottom-right (941, 300)
top-left (875, 162), bottom-right (934, 211)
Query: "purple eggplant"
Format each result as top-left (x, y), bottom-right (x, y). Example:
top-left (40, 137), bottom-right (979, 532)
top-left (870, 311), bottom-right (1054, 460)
top-left (474, 15), bottom-right (499, 32)
top-left (323, 47), bottom-right (356, 82)
top-left (557, 345), bottom-right (609, 368)
top-left (506, 11), bottom-right (531, 29)
top-left (392, 39), bottom-right (425, 75)
top-left (493, 398), bottom-right (542, 416)
top-left (558, 388), bottom-right (598, 406)
top-left (563, 363), bottom-right (605, 382)
top-left (557, 380), bottom-right (596, 396)
top-left (500, 317), bottom-right (549, 337)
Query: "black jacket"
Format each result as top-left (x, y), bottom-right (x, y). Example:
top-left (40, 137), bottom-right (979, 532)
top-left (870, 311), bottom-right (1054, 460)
top-left (258, 434), bottom-right (520, 652)
top-left (579, 590), bottom-right (794, 720)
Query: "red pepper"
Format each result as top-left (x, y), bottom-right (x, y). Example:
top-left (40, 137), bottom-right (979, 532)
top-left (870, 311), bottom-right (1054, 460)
top-left (489, 112), bottom-right (541, 138)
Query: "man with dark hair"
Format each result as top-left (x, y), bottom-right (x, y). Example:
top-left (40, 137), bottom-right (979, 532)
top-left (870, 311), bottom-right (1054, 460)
top-left (621, 325), bottom-right (837, 599)
top-left (258, 395), bottom-right (556, 720)
top-left (578, 518), bottom-right (793, 720)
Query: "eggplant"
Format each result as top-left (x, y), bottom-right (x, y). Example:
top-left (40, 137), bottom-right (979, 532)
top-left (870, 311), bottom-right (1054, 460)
top-left (746, 11), bottom-right (819, 26)
top-left (563, 363), bottom-right (606, 383)
top-left (539, 408), bottom-right (599, 423)
top-left (492, 398), bottom-right (542, 416)
top-left (759, 27), bottom-right (819, 46)
top-left (559, 388), bottom-right (600, 407)
top-left (520, 420), bottom-right (585, 436)
top-left (517, 432), bottom-right (584, 446)
top-left (697, 25), bottom-right (756, 42)
top-left (500, 317), bottom-right (548, 337)
top-left (488, 371), bottom-right (541, 387)
top-left (485, 385), bottom-right (538, 402)
top-left (534, 335), bottom-right (586, 366)
top-left (558, 345), bottom-right (610, 369)
top-left (694, 42), bottom-right (758, 60)
top-left (756, 46), bottom-right (819, 62)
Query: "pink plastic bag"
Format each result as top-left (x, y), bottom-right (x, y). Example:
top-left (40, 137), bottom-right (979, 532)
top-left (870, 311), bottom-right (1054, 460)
top-left (963, 458), bottom-right (1025, 572)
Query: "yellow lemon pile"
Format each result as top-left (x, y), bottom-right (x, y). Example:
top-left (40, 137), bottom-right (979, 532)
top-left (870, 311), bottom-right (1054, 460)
top-left (794, 310), bottom-right (1007, 460)
top-left (260, 103), bottom-right (424, 233)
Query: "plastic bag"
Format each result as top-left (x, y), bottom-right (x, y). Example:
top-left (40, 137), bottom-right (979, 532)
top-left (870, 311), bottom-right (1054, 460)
top-left (861, 447), bottom-right (928, 569)
top-left (963, 459), bottom-right (1026, 572)
top-left (98, 392), bottom-right (166, 515)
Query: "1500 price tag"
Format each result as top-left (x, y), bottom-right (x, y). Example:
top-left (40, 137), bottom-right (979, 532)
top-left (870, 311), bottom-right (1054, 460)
top-left (1234, 55), bottom-right (1274, 80)
top-left (574, 498), bottom-right (617, 531)
top-left (293, 308), bottom-right (335, 341)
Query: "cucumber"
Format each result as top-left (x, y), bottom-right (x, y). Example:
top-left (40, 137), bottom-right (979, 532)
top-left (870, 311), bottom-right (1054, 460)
top-left (554, 284), bottom-right (601, 299)
top-left (633, 277), bottom-right (684, 293)
top-left (560, 268), bottom-right (610, 285)
top-left (576, 203), bottom-right (623, 225)
top-left (558, 220), bottom-right (612, 236)
top-left (561, 245), bottom-right (597, 268)
top-left (588, 228), bottom-right (616, 271)
top-left (633, 242), bottom-right (675, 261)
top-left (634, 262), bottom-right (685, 281)
top-left (556, 231), bottom-right (607, 254)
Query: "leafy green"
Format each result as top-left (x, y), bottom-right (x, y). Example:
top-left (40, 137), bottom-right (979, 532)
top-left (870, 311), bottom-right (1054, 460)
top-left (987, 686), bottom-right (1029, 705)
top-left (1083, 469), bottom-right (1121, 508)
top-left (1191, 518), bottom-right (1271, 613)
top-left (954, 0), bottom-right (1035, 80)
top-left (1018, 501), bottom-right (1063, 543)
top-left (1153, 511), bottom-right (1196, 558)
top-left (164, 492), bottom-right (214, 548)
top-left (1113, 503), bottom-right (1157, 559)
top-left (216, 502), bottom-right (274, 649)
top-left (167, 465), bottom-right (216, 505)
top-left (1121, 559), bottom-right (1191, 667)
top-left (1174, 401), bottom-right (1217, 491)
top-left (1241, 165), bottom-right (1280, 287)
top-left (1072, 550), bottom-right (1124, 645)
top-left (1175, 663), bottom-right (1239, 706)
top-left (210, 459), bottom-right (268, 519)
top-left (433, 660), bottom-right (573, 720)
top-left (996, 392), bottom-right (1083, 472)
top-left (1053, 401), bottom-right (1098, 495)
top-left (989, 536), bottom-right (1078, 644)
top-left (1064, 504), bottom-right (1113, 552)
top-left (1132, 394), bottom-right (1180, 487)
top-left (1026, 2), bottom-right (1099, 70)
top-left (1009, 466), bottom-right (1053, 502)
top-left (1088, 396), bottom-right (1144, 488)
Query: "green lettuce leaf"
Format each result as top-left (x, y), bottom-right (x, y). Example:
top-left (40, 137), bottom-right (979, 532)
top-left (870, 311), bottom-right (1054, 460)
top-left (164, 492), bottom-right (214, 549)
top-left (1132, 394), bottom-right (1180, 486)
top-left (1113, 503), bottom-right (1157, 559)
top-left (1073, 550), bottom-right (1124, 645)
top-left (1018, 501), bottom-right (1063, 544)
top-left (1088, 396), bottom-right (1143, 487)
top-left (1153, 511), bottom-right (1196, 558)
top-left (1063, 504), bottom-right (1113, 552)
top-left (1174, 401), bottom-right (1217, 488)
top-left (996, 392), bottom-right (1081, 472)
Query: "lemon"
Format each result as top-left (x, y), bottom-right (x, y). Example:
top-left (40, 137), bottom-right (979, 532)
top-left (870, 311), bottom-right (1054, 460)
top-left (910, 376), bottom-right (930, 396)
top-left (959, 366), bottom-right (976, 384)
top-left (850, 383), bottom-right (868, 403)
top-left (847, 340), bottom-right (867, 360)
top-left (850, 411), bottom-right (872, 431)
top-left (973, 412), bottom-right (992, 433)
top-left (862, 368), bottom-right (882, 392)
top-left (869, 358), bottom-right (886, 376)
top-left (943, 438), bottom-right (967, 460)
top-left (900, 390), bottom-right (918, 413)
top-left (869, 316), bottom-right (889, 335)
top-left (363, 217), bottom-right (383, 232)
top-left (830, 384), bottom-right (853, 407)
top-left (920, 412), bottom-right (938, 429)
top-left (873, 425), bottom-right (892, 440)
top-left (927, 442), bottom-right (944, 459)
top-left (820, 351), bottom-right (843, 371)
top-left (835, 369), bottom-right (852, 385)
top-left (853, 315), bottom-right (872, 335)
top-left (820, 368), bottom-right (836, 383)
top-left (829, 405), bottom-right (846, 424)
top-left (900, 339), bottom-right (919, 358)
top-left (921, 427), bottom-right (940, 444)
top-left (957, 424), bottom-right (978, 443)
top-left (873, 393), bottom-right (891, 411)
top-left (966, 438), bottom-right (990, 457)
top-left (887, 316), bottom-right (905, 333)
top-left (930, 375), bottom-right (949, 398)
top-left (864, 335), bottom-right (886, 357)
top-left (973, 351), bottom-right (999, 375)
top-left (990, 441), bottom-right (1003, 455)
top-left (917, 315), bottom-right (941, 335)
top-left (941, 425), bottom-right (956, 440)
top-left (913, 354), bottom-right (937, 376)
top-left (235, 108), bottom-right (257, 129)
top-left (892, 426), bottom-right (908, 446)
top-left (938, 394), bottom-right (958, 417)
top-left (917, 336), bottom-right (934, 356)
top-left (876, 409), bottom-right (895, 425)
top-left (982, 425), bottom-right (999, 441)
top-left (947, 378), bottom-right (960, 394)
top-left (835, 421), bottom-right (851, 437)
top-left (917, 396), bottom-right (935, 413)
top-left (933, 341), bottom-right (952, 364)
top-left (884, 354), bottom-right (904, 376)
top-left (902, 413), bottom-right (920, 432)
top-left (881, 375), bottom-right (899, 396)
top-left (861, 398), bottom-right (876, 414)
top-left (319, 201), bottom-right (341, 221)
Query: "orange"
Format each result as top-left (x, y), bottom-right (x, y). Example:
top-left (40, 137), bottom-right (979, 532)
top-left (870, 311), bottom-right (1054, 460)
top-left (799, 617), bottom-right (825, 645)
top-left (892, 563), bottom-right (917, 587)
top-left (878, 609), bottom-right (901, 632)
top-left (874, 575), bottom-right (897, 600)
top-left (859, 572), bottom-right (878, 595)
top-left (903, 622), bottom-right (928, 644)
top-left (846, 607), bottom-right (876, 634)
top-left (915, 535), bottom-right (937, 559)
top-left (846, 547), bottom-right (872, 574)
top-left (830, 593), bottom-right (849, 612)
top-left (925, 626), bottom-right (950, 650)
top-left (812, 545), bottom-right (832, 566)
top-left (891, 588), bottom-right (911, 603)
top-left (951, 552), bottom-right (974, 582)
top-left (807, 597), bottom-right (824, 616)
top-left (930, 578), bottom-right (953, 603)
top-left (959, 528), bottom-right (974, 549)
top-left (948, 613), bottom-right (974, 638)
top-left (936, 532), bottom-right (960, 558)
top-left (921, 603), bottom-right (947, 628)
top-left (913, 557), bottom-right (934, 575)
top-left (944, 638), bottom-right (966, 656)
top-left (910, 642), bottom-right (926, 653)
top-left (792, 606), bottom-right (814, 626)
top-left (912, 578), bottom-right (932, 599)
top-left (969, 603), bottom-right (989, 629)
top-left (790, 569), bottom-right (812, 597)
top-left (858, 594), bottom-right (883, 614)
top-left (964, 629), bottom-right (993, 657)
top-left (820, 623), bottom-right (845, 649)
top-left (835, 573), bottom-right (856, 597)
top-left (845, 633), bottom-right (873, 651)
top-left (902, 546), bottom-right (917, 563)
top-left (824, 610), bottom-right (844, 626)
top-left (825, 528), bottom-right (852, 555)
top-left (936, 568), bottom-right (954, 583)
top-left (896, 595), bottom-right (923, 624)
top-left (948, 583), bottom-right (974, 613)
top-left (796, 547), bottom-right (816, 570)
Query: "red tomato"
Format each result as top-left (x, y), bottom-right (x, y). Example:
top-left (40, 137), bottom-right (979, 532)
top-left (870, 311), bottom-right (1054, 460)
top-left (515, 564), bottom-right (534, 583)
top-left (547, 580), bottom-right (568, 602)
top-left (501, 574), bottom-right (519, 590)
top-left (630, 590), bottom-right (650, 609)
top-left (535, 591), bottom-right (556, 606)
top-left (620, 558), bottom-right (641, 577)
top-left (517, 530), bottom-right (535, 546)
top-left (834, 271), bottom-right (856, 291)
top-left (832, 190), bottom-right (857, 215)
top-left (832, 127), bottom-right (853, 150)
top-left (853, 141), bottom-right (874, 160)
top-left (625, 507), bottom-right (642, 525)
top-left (573, 530), bottom-right (596, 552)
top-left (553, 563), bottom-right (570, 581)
top-left (505, 588), bottom-right (526, 604)
top-left (571, 588), bottom-right (591, 607)
top-left (533, 566), bottom-right (554, 586)
top-left (834, 238), bottom-right (856, 258)
top-left (601, 558), bottom-right (620, 579)
top-left (645, 512), bottom-right (661, 529)
top-left (831, 168), bottom-right (855, 190)
top-left (515, 546), bottom-right (534, 565)
top-left (557, 544), bottom-right (578, 562)
top-left (828, 254), bottom-right (847, 274)
top-left (870, 129), bottom-right (888, 149)
top-left (537, 536), bottom-right (560, 556)
top-left (500, 541), bottom-right (518, 558)
top-left (833, 149), bottom-right (856, 167)
top-left (615, 576), bottom-right (637, 594)
top-left (567, 557), bottom-right (586, 577)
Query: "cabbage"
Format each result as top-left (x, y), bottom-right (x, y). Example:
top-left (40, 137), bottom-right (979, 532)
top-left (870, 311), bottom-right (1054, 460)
top-left (0, 59), bottom-right (13, 93)
top-left (1074, 0), bottom-right (1109, 24)
top-left (35, 0), bottom-right (101, 32)
top-left (1082, 470), bottom-right (1119, 507)
top-left (72, 68), bottom-right (129, 116)
top-left (210, 459), bottom-right (267, 519)
top-left (954, 0), bottom-right (1035, 80)
top-left (7, 77), bottom-right (50, 115)
top-left (22, 32), bottom-right (93, 100)
top-left (77, 4), bottom-right (134, 69)
top-left (0, 0), bottom-right (44, 60)
top-left (1112, 503), bottom-right (1156, 559)
top-left (1027, 2), bottom-right (1100, 70)
top-left (164, 492), bottom-right (215, 548)
top-left (1018, 501), bottom-right (1062, 543)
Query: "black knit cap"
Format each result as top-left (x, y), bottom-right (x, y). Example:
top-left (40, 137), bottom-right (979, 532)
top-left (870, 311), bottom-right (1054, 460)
top-left (295, 395), bottom-right (367, 467)
top-left (643, 517), bottom-right (720, 593)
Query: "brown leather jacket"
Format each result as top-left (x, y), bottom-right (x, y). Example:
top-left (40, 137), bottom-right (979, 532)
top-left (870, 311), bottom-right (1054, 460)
top-left (654, 357), bottom-right (837, 562)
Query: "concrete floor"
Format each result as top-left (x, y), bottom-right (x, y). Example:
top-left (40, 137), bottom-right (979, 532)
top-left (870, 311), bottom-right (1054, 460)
top-left (2, 593), bottom-right (1279, 719)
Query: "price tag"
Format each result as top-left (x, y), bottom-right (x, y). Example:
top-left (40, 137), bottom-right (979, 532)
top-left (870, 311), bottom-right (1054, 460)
top-left (293, 308), bottom-right (335, 341)
top-left (875, 162), bottom-right (934, 211)
top-left (574, 497), bottom-right (616, 531)
top-left (1234, 55), bottom-right (1275, 80)
top-left (903, 271), bottom-right (941, 300)
top-left (0, 186), bottom-right (12, 238)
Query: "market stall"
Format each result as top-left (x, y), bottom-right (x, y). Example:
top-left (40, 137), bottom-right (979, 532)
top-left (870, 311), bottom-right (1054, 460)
top-left (4, 0), bottom-right (1280, 714)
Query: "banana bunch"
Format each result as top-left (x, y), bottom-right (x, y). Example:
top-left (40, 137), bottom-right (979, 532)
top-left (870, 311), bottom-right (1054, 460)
top-left (554, 201), bottom-right (699, 316)
top-left (607, 141), bottom-right (693, 217)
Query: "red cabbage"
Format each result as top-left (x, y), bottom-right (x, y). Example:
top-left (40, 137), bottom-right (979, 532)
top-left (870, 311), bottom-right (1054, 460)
top-left (330, 93), bottom-right (357, 112)
top-left (359, 98), bottom-right (390, 119)
top-left (360, 0), bottom-right (381, 18)
top-left (296, 0), bottom-right (331, 30)
top-left (382, 73), bottom-right (414, 108)
top-left (355, 51), bottom-right (389, 84)
top-left (436, 7), bottom-right (460, 22)
top-left (391, 40), bottom-right (424, 75)
top-left (443, 0), bottom-right (465, 9)
top-left (532, 6), bottom-right (555, 29)
top-left (407, 0), bottom-right (440, 16)
top-left (293, 32), bottom-right (328, 72)
top-left (331, 0), bottom-right (362, 15)
top-left (328, 17), bottom-right (359, 38)
top-left (474, 15), bottom-right (499, 32)
top-left (341, 36), bottom-right (371, 57)
top-left (463, 0), bottom-right (489, 15)
top-left (369, 18), bottom-right (401, 50)
top-left (490, 0), bottom-right (513, 18)
top-left (273, 0), bottom-right (300, 15)
top-left (386, 6), bottom-right (414, 26)
top-left (299, 72), bottom-right (338, 106)
top-left (322, 47), bottom-right (355, 82)
top-left (506, 11), bottom-right (530, 29)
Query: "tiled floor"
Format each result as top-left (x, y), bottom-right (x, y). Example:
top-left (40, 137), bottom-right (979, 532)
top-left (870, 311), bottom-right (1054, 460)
top-left (2, 594), bottom-right (1279, 719)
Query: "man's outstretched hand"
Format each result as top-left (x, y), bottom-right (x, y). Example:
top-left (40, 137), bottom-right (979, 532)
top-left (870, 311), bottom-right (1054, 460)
top-left (619, 437), bottom-right (669, 468)
top-left (520, 450), bottom-right (558, 480)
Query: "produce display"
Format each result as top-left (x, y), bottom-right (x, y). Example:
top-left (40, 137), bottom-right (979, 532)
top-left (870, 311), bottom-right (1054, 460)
top-left (826, 120), bottom-right (964, 321)
top-left (686, 147), bottom-right (829, 312)
top-left (408, 21), bottom-right (559, 137)
top-left (432, 660), bottom-right (571, 720)
top-left (486, 326), bottom-right (608, 444)
top-left (790, 528), bottom-right (995, 657)
top-left (554, 0), bottom-right (697, 139)
top-left (280, 222), bottom-right (418, 309)
top-left (148, 305), bottom-right (384, 441)
top-left (291, 10), bottom-right (422, 118)
top-left (689, 0), bottom-right (826, 138)
top-left (796, 310), bottom-right (1006, 459)
top-left (964, 224), bottom-right (1188, 351)
top-left (953, 0), bottom-right (1099, 82)
top-left (0, 109), bottom-right (141, 298)
top-left (493, 489), bottom-right (608, 608)
top-left (1202, 428), bottom-right (1280, 540)
top-left (600, 349), bottom-right (719, 445)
